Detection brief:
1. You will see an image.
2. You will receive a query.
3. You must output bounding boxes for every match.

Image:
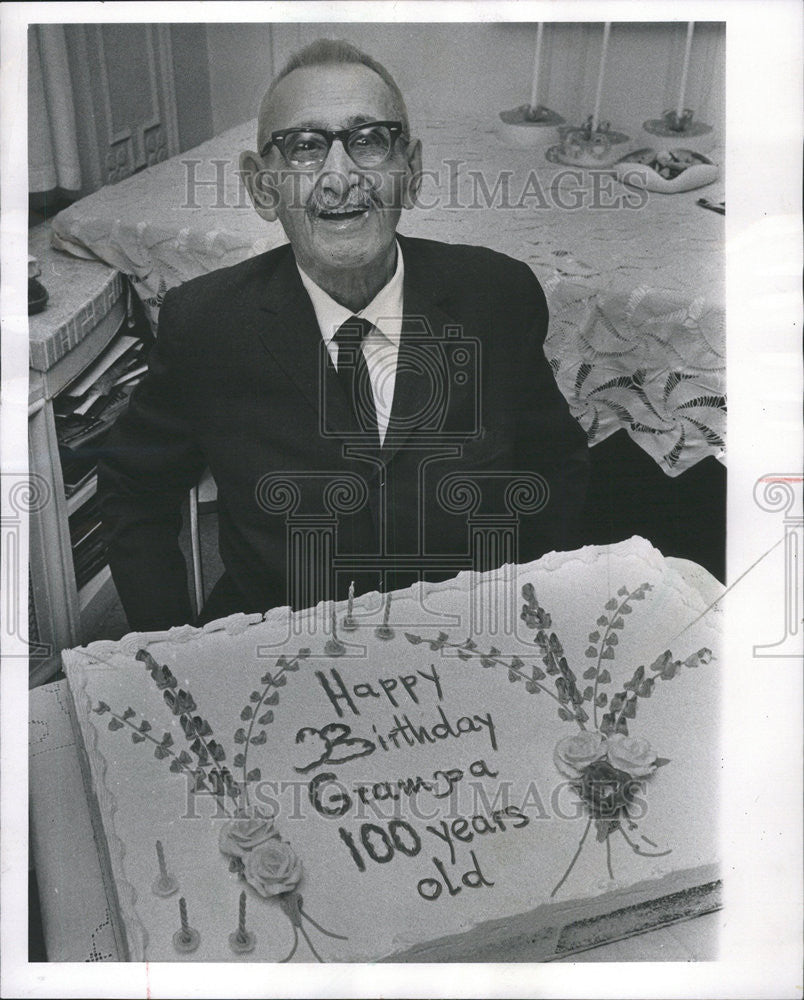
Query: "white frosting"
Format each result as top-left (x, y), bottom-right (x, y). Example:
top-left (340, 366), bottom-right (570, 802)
top-left (64, 537), bottom-right (721, 961)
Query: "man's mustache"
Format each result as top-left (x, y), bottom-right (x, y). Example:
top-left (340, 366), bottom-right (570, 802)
top-left (306, 181), bottom-right (381, 216)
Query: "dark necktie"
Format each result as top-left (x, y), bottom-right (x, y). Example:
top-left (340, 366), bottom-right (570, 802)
top-left (333, 316), bottom-right (379, 440)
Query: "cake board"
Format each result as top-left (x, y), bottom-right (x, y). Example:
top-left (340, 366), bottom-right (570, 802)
top-left (63, 538), bottom-right (722, 963)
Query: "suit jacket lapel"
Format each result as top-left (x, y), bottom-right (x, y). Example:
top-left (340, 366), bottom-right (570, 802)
top-left (254, 247), bottom-right (354, 438)
top-left (382, 237), bottom-right (462, 463)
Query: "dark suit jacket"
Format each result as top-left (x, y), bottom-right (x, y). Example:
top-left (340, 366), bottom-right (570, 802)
top-left (98, 235), bottom-right (589, 630)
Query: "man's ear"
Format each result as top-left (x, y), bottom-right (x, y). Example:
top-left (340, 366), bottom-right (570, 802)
top-left (402, 138), bottom-right (423, 210)
top-left (239, 150), bottom-right (279, 222)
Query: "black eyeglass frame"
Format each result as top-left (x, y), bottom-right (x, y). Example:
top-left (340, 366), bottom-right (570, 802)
top-left (259, 120), bottom-right (406, 166)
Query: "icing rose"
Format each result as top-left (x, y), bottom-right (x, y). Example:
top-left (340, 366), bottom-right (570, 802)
top-left (578, 759), bottom-right (639, 819)
top-left (242, 840), bottom-right (303, 898)
top-left (606, 734), bottom-right (658, 777)
top-left (553, 731), bottom-right (608, 778)
top-left (218, 817), bottom-right (281, 858)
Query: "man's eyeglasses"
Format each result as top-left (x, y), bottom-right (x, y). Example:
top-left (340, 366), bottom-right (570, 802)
top-left (260, 121), bottom-right (405, 170)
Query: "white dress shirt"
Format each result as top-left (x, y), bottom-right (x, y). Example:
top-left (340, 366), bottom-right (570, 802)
top-left (297, 242), bottom-right (404, 446)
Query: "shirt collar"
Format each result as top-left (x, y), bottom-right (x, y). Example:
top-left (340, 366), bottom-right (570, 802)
top-left (296, 240), bottom-right (404, 349)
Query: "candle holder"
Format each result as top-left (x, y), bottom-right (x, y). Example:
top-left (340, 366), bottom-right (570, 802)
top-left (641, 109), bottom-right (715, 155)
top-left (497, 104), bottom-right (566, 150)
top-left (497, 22), bottom-right (564, 151)
top-left (547, 117), bottom-right (631, 169)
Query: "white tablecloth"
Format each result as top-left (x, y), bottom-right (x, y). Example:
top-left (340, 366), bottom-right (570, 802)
top-left (52, 115), bottom-right (725, 476)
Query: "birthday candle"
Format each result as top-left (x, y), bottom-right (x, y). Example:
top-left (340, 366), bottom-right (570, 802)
top-left (528, 23), bottom-right (545, 113)
top-left (347, 580), bottom-right (354, 617)
top-left (591, 22), bottom-right (611, 135)
top-left (383, 592), bottom-right (392, 627)
top-left (676, 22), bottom-right (695, 120)
top-left (179, 896), bottom-right (190, 939)
top-left (238, 890), bottom-right (247, 941)
top-left (156, 839), bottom-right (168, 881)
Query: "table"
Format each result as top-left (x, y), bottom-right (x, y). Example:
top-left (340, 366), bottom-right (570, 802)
top-left (27, 225), bottom-right (132, 685)
top-left (29, 679), bottom-right (720, 963)
top-left (51, 114), bottom-right (725, 477)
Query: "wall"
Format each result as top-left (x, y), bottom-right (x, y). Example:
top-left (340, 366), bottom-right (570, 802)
top-left (62, 23), bottom-right (213, 197)
top-left (205, 21), bottom-right (725, 138)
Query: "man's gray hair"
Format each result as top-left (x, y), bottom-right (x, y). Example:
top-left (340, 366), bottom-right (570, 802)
top-left (258, 38), bottom-right (410, 142)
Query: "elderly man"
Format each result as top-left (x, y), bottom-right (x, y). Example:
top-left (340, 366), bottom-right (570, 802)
top-left (99, 39), bottom-right (589, 631)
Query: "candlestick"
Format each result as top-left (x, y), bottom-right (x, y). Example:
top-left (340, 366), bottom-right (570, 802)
top-left (375, 592), bottom-right (394, 640)
top-left (528, 23), bottom-right (544, 113)
top-left (229, 889), bottom-right (256, 954)
top-left (152, 839), bottom-right (178, 897)
top-left (676, 22), bottom-right (694, 121)
top-left (173, 896), bottom-right (200, 953)
top-left (590, 22), bottom-right (611, 135)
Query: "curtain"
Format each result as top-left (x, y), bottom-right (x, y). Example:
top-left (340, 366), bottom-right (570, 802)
top-left (28, 25), bottom-right (81, 194)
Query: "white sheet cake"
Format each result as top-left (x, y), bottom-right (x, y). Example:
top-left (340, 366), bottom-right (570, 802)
top-left (64, 537), bottom-right (721, 962)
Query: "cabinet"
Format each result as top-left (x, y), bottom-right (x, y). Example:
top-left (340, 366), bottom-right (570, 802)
top-left (28, 225), bottom-right (148, 686)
